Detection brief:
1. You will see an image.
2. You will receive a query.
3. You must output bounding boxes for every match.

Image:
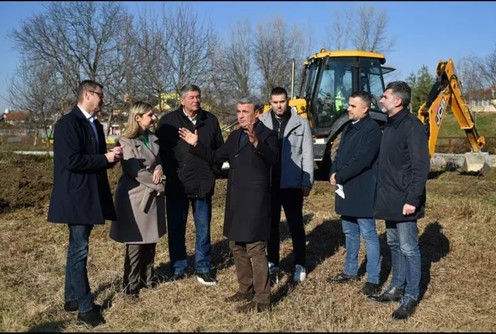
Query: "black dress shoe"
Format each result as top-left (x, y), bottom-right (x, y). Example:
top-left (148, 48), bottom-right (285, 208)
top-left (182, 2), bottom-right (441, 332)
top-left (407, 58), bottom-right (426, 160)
top-left (163, 272), bottom-right (187, 284)
top-left (368, 286), bottom-right (404, 303)
top-left (327, 272), bottom-right (359, 284)
top-left (392, 297), bottom-right (418, 320)
top-left (361, 282), bottom-right (381, 296)
top-left (64, 300), bottom-right (78, 312)
top-left (77, 306), bottom-right (106, 327)
top-left (236, 301), bottom-right (271, 313)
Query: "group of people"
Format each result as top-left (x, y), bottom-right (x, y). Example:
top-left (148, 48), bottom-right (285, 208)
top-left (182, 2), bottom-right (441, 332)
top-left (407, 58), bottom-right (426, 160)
top-left (47, 82), bottom-right (314, 326)
top-left (47, 79), bottom-right (429, 327)
top-left (328, 82), bottom-right (429, 321)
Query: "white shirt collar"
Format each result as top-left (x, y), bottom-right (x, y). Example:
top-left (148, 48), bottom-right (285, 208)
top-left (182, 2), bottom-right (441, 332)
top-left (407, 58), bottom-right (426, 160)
top-left (183, 109), bottom-right (198, 125)
top-left (78, 105), bottom-right (96, 122)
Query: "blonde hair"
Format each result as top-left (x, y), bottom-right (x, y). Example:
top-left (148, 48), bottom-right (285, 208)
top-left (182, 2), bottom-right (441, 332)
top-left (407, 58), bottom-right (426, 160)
top-left (121, 101), bottom-right (154, 139)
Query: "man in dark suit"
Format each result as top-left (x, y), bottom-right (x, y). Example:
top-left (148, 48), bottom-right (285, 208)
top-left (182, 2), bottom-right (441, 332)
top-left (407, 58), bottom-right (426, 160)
top-left (48, 80), bottom-right (123, 327)
top-left (178, 96), bottom-right (279, 313)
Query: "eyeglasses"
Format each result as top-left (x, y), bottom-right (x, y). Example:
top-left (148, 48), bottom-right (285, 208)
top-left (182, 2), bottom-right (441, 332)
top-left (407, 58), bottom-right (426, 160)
top-left (88, 90), bottom-right (105, 99)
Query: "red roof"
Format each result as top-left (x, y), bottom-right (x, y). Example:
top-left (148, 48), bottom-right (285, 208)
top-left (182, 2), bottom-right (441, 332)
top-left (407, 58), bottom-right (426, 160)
top-left (3, 111), bottom-right (29, 121)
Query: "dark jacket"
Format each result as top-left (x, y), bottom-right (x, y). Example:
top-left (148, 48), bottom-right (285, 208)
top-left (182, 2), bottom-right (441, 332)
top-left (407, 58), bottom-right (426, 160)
top-left (48, 106), bottom-right (116, 225)
top-left (374, 108), bottom-right (430, 221)
top-left (331, 114), bottom-right (381, 217)
top-left (190, 121), bottom-right (279, 242)
top-left (156, 107), bottom-right (224, 199)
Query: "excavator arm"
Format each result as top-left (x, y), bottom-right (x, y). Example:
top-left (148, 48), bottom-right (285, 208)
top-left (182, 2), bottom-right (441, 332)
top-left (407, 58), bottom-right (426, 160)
top-left (417, 59), bottom-right (486, 156)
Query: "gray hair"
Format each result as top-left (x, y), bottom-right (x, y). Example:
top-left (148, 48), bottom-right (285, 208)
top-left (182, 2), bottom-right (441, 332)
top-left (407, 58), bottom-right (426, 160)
top-left (237, 96), bottom-right (263, 111)
top-left (180, 84), bottom-right (201, 98)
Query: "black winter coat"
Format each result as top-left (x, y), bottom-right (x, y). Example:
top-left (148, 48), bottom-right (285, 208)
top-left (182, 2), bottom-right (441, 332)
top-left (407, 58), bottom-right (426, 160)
top-left (48, 107), bottom-right (116, 225)
top-left (156, 108), bottom-right (224, 199)
top-left (374, 108), bottom-right (430, 221)
top-left (331, 114), bottom-right (381, 218)
top-left (190, 121), bottom-right (279, 242)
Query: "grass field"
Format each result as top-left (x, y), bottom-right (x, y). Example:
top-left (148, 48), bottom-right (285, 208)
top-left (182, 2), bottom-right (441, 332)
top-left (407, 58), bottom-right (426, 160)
top-left (0, 151), bottom-right (495, 332)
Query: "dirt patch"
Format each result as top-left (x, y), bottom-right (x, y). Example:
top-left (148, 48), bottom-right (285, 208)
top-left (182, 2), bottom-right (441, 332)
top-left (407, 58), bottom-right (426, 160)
top-left (0, 154), bottom-right (54, 213)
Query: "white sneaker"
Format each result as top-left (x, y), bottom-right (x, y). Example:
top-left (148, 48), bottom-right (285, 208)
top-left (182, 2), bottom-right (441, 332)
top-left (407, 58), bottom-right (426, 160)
top-left (293, 264), bottom-right (307, 283)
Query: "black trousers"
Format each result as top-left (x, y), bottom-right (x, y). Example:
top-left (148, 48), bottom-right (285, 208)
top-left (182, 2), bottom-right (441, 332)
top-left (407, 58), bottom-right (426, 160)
top-left (267, 188), bottom-right (306, 267)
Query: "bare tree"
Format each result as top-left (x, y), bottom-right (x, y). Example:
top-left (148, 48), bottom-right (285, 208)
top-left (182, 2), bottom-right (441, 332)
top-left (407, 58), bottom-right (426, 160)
top-left (458, 47), bottom-right (496, 104)
top-left (207, 19), bottom-right (253, 121)
top-left (478, 47), bottom-right (496, 89)
top-left (326, 4), bottom-right (395, 54)
top-left (328, 10), bottom-right (353, 50)
top-left (161, 4), bottom-right (218, 93)
top-left (132, 10), bottom-right (172, 111)
top-left (252, 17), bottom-right (307, 101)
top-left (10, 1), bottom-right (134, 114)
top-left (458, 55), bottom-right (486, 100)
top-left (7, 59), bottom-right (72, 146)
top-left (131, 3), bottom-right (218, 114)
top-left (105, 13), bottom-right (141, 110)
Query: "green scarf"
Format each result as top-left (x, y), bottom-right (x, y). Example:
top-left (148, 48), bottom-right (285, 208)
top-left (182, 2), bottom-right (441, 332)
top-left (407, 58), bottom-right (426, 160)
top-left (140, 130), bottom-right (151, 149)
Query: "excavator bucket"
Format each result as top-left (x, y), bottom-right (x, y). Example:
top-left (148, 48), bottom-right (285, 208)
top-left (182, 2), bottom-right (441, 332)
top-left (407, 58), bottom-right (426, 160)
top-left (462, 152), bottom-right (491, 176)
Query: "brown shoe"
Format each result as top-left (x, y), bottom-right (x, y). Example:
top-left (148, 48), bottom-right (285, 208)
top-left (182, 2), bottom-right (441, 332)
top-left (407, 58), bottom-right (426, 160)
top-left (224, 291), bottom-right (254, 303)
top-left (236, 301), bottom-right (271, 313)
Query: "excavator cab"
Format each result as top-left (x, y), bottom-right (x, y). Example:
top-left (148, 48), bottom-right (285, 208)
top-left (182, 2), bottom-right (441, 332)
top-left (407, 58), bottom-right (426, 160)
top-left (288, 49), bottom-right (394, 172)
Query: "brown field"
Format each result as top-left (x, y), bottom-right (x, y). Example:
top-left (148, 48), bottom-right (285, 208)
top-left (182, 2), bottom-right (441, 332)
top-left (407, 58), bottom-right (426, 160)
top-left (1, 151), bottom-right (496, 332)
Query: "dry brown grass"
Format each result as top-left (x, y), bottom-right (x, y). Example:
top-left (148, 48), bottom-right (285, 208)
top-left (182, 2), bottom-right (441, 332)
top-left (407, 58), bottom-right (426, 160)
top-left (1, 153), bottom-right (496, 332)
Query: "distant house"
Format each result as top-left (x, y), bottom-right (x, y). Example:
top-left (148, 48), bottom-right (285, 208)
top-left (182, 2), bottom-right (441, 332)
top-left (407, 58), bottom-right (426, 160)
top-left (2, 110), bottom-right (30, 125)
top-left (0, 110), bottom-right (33, 142)
top-left (467, 88), bottom-right (496, 113)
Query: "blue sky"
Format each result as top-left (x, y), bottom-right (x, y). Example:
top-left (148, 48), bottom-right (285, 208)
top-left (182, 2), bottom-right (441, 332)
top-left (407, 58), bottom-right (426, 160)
top-left (1, 1), bottom-right (495, 114)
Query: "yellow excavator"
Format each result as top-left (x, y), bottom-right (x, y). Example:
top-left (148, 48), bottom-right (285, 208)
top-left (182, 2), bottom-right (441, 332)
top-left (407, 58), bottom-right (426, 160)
top-left (417, 58), bottom-right (489, 174)
top-left (224, 49), bottom-right (490, 174)
top-left (260, 49), bottom-right (489, 175)
top-left (262, 49), bottom-right (394, 175)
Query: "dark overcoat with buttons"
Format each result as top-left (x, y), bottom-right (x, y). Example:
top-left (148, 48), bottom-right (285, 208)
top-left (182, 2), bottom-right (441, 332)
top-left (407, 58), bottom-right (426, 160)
top-left (190, 121), bottom-right (279, 242)
top-left (48, 106), bottom-right (116, 225)
top-left (331, 114), bottom-right (382, 218)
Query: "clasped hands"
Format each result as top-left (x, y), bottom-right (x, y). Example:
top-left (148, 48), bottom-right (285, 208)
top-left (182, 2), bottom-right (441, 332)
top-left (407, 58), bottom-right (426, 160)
top-left (105, 145), bottom-right (125, 163)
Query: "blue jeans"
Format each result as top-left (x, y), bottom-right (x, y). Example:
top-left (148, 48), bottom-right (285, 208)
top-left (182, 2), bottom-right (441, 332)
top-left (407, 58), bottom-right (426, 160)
top-left (386, 220), bottom-right (421, 300)
top-left (64, 224), bottom-right (94, 313)
top-left (341, 217), bottom-right (380, 284)
top-left (167, 197), bottom-right (212, 274)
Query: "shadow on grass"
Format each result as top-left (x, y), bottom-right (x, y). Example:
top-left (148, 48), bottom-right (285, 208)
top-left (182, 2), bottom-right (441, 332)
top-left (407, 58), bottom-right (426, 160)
top-left (419, 221), bottom-right (450, 300)
top-left (272, 216), bottom-right (344, 305)
top-left (27, 320), bottom-right (71, 332)
top-left (155, 236), bottom-right (233, 279)
top-left (364, 221), bottom-right (450, 300)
